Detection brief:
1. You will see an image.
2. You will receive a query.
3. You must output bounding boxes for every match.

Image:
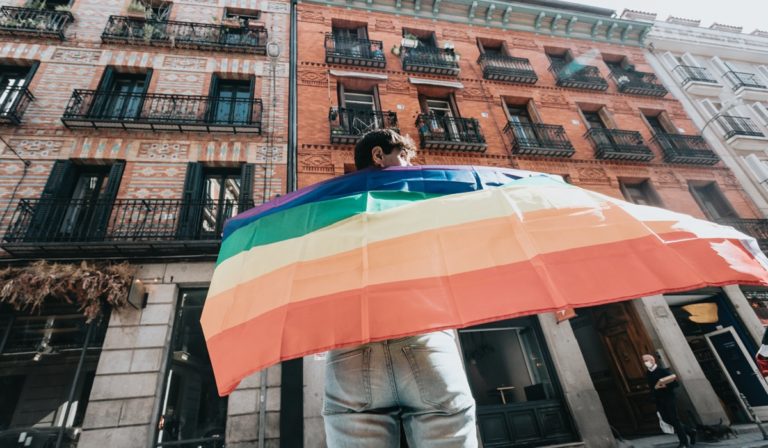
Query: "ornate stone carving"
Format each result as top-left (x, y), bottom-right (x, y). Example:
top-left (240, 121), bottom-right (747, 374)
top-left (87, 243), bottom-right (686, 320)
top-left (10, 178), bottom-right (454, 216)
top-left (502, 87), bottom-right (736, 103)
top-left (300, 153), bottom-right (334, 173)
top-left (266, 1), bottom-right (290, 13)
top-left (298, 69), bottom-right (328, 87)
top-left (51, 48), bottom-right (102, 64)
top-left (461, 86), bottom-right (487, 102)
top-left (511, 38), bottom-right (539, 50)
top-left (4, 139), bottom-right (71, 158)
top-left (612, 100), bottom-right (634, 115)
top-left (655, 170), bottom-right (681, 186)
top-left (163, 56), bottom-right (207, 71)
top-left (538, 92), bottom-right (570, 109)
top-left (385, 79), bottom-right (411, 94)
top-left (442, 29), bottom-right (470, 42)
top-left (137, 142), bottom-right (189, 161)
top-left (577, 166), bottom-right (610, 184)
top-left (299, 9), bottom-right (325, 24)
top-left (375, 19), bottom-right (395, 32)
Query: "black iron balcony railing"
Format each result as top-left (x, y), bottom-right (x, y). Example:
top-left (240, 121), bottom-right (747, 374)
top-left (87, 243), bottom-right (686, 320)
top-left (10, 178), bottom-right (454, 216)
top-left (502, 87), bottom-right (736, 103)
top-left (61, 89), bottom-right (262, 133)
top-left (652, 133), bottom-right (719, 165)
top-left (716, 218), bottom-right (768, 251)
top-left (415, 114), bottom-right (486, 152)
top-left (0, 85), bottom-right (34, 125)
top-left (717, 115), bottom-right (765, 140)
top-left (723, 71), bottom-right (767, 91)
top-left (608, 67), bottom-right (668, 97)
top-left (401, 46), bottom-right (460, 76)
top-left (477, 53), bottom-right (538, 84)
top-left (1, 198), bottom-right (253, 257)
top-left (329, 107), bottom-right (398, 144)
top-left (102, 15), bottom-right (267, 54)
top-left (0, 6), bottom-right (73, 40)
top-left (504, 122), bottom-right (574, 157)
top-left (584, 128), bottom-right (654, 162)
top-left (548, 60), bottom-right (608, 91)
top-left (673, 65), bottom-right (718, 85)
top-left (324, 34), bottom-right (386, 68)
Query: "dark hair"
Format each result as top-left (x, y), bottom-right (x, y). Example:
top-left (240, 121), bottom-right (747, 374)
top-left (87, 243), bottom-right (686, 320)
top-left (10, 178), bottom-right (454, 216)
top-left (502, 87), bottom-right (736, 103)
top-left (354, 129), bottom-right (416, 170)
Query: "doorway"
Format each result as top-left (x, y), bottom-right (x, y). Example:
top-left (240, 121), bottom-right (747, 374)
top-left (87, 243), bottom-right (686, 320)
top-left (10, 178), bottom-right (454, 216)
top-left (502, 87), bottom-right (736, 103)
top-left (668, 292), bottom-right (766, 422)
top-left (458, 317), bottom-right (576, 448)
top-left (571, 302), bottom-right (660, 437)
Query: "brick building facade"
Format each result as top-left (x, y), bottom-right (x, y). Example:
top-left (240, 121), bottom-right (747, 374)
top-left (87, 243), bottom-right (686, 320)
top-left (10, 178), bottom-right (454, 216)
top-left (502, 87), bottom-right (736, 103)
top-left (296, 1), bottom-right (768, 447)
top-left (0, 0), bottom-right (289, 447)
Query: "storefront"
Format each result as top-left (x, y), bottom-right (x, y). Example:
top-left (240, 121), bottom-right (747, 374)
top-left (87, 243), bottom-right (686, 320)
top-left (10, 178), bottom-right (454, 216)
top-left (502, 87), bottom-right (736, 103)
top-left (667, 291), bottom-right (768, 423)
top-left (0, 303), bottom-right (108, 447)
top-left (458, 316), bottom-right (576, 448)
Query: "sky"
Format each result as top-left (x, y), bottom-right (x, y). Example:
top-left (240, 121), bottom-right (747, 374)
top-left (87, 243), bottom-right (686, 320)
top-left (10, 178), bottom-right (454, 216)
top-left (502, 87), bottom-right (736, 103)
top-left (576, 0), bottom-right (764, 34)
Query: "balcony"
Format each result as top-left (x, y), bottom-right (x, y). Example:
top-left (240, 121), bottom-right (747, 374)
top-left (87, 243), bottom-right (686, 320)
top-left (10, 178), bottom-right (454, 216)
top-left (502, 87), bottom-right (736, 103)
top-left (673, 65), bottom-right (722, 96)
top-left (504, 122), bottom-right (574, 157)
top-left (415, 114), bottom-right (486, 152)
top-left (0, 6), bottom-right (73, 40)
top-left (401, 46), bottom-right (460, 76)
top-left (324, 34), bottom-right (386, 69)
top-left (584, 128), bottom-right (654, 162)
top-left (652, 133), bottom-right (719, 165)
top-left (717, 218), bottom-right (768, 251)
top-left (61, 89), bottom-right (262, 133)
top-left (101, 15), bottom-right (267, 54)
top-left (723, 71), bottom-right (768, 101)
top-left (0, 86), bottom-right (34, 125)
top-left (1, 198), bottom-right (250, 258)
top-left (548, 60), bottom-right (608, 91)
top-left (329, 108), bottom-right (398, 144)
top-left (477, 54), bottom-right (538, 84)
top-left (608, 67), bottom-right (668, 97)
top-left (718, 115), bottom-right (767, 151)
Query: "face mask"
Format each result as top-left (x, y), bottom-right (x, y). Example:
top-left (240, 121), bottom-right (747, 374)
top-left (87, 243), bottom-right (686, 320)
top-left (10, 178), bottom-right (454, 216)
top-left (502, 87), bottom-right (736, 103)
top-left (644, 361), bottom-right (654, 369)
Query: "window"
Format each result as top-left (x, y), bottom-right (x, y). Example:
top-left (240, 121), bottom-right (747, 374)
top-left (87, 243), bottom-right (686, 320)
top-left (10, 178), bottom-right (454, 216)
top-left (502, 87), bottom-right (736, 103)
top-left (91, 68), bottom-right (151, 120)
top-left (582, 110), bottom-right (607, 129)
top-left (26, 160), bottom-right (125, 242)
top-left (420, 96), bottom-right (460, 141)
top-left (29, 0), bottom-right (71, 10)
top-left (337, 84), bottom-right (382, 135)
top-left (459, 317), bottom-right (560, 406)
top-left (330, 24), bottom-right (370, 58)
top-left (178, 163), bottom-right (254, 239)
top-left (506, 102), bottom-right (539, 146)
top-left (689, 182), bottom-right (737, 220)
top-left (477, 39), bottom-right (505, 56)
top-left (0, 303), bottom-right (108, 441)
top-left (210, 76), bottom-right (254, 125)
top-left (0, 64), bottom-right (35, 118)
top-left (403, 28), bottom-right (436, 48)
top-left (156, 289), bottom-right (227, 447)
top-left (620, 180), bottom-right (663, 207)
top-left (224, 7), bottom-right (261, 25)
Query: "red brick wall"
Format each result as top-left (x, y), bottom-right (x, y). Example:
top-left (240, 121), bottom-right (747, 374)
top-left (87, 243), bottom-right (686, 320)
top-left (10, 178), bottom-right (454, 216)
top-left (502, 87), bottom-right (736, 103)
top-left (0, 0), bottom-right (290, 242)
top-left (296, 4), bottom-right (759, 220)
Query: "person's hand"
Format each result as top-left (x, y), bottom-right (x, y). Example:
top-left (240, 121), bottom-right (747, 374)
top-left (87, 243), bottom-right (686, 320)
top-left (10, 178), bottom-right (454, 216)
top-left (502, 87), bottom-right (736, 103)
top-left (655, 382), bottom-right (667, 390)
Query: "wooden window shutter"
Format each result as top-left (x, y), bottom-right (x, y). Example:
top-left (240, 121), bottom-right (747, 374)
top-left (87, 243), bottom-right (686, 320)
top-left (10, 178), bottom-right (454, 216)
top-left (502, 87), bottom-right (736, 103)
top-left (177, 162), bottom-right (205, 239)
top-left (239, 163), bottom-right (255, 210)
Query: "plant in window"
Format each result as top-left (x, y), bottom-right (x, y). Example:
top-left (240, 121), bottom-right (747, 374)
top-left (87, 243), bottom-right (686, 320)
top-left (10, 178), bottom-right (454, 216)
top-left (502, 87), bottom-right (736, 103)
top-left (25, 0), bottom-right (46, 10)
top-left (221, 15), bottom-right (242, 28)
top-left (54, 4), bottom-right (71, 12)
top-left (126, 0), bottom-right (148, 17)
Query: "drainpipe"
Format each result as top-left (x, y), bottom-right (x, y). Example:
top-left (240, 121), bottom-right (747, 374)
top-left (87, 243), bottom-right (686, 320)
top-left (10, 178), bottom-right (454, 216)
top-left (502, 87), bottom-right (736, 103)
top-left (286, 0), bottom-right (298, 194)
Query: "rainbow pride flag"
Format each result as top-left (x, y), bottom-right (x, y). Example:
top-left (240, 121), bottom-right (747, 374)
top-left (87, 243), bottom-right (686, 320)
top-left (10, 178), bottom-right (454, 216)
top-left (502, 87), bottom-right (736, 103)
top-left (202, 166), bottom-right (768, 395)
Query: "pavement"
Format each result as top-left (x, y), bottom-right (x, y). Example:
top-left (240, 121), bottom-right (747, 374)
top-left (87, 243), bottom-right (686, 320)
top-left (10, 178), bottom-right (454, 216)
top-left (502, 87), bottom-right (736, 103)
top-left (619, 424), bottom-right (768, 448)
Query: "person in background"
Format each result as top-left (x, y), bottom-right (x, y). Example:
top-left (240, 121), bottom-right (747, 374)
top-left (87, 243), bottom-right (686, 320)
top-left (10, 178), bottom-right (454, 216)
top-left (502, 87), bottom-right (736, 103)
top-left (322, 129), bottom-right (477, 447)
top-left (643, 353), bottom-right (696, 448)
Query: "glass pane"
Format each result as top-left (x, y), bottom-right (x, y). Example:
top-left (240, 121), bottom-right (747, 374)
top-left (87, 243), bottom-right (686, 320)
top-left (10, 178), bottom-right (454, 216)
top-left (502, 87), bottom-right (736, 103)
top-left (157, 289), bottom-right (227, 446)
top-left (460, 319), bottom-right (557, 406)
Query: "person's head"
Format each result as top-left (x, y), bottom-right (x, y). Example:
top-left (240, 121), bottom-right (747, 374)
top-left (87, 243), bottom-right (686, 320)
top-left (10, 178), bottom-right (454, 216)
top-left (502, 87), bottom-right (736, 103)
top-left (642, 354), bottom-right (656, 370)
top-left (354, 129), bottom-right (416, 170)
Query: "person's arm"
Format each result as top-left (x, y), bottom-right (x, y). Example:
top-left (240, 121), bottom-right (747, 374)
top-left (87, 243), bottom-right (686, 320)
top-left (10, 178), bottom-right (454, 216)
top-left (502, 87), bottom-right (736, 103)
top-left (655, 373), bottom-right (677, 389)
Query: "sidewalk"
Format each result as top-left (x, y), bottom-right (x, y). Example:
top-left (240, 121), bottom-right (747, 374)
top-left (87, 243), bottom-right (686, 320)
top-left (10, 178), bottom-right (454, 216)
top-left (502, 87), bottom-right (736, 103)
top-left (620, 424), bottom-right (768, 448)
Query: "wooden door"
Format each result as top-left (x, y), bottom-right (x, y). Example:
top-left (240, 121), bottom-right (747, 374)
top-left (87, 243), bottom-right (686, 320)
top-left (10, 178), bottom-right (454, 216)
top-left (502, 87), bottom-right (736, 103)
top-left (593, 303), bottom-right (659, 435)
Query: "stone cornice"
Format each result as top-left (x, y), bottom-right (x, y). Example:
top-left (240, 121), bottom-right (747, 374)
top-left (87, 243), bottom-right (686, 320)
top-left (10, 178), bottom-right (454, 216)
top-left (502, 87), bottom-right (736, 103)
top-left (298, 0), bottom-right (651, 46)
top-left (648, 20), bottom-right (768, 59)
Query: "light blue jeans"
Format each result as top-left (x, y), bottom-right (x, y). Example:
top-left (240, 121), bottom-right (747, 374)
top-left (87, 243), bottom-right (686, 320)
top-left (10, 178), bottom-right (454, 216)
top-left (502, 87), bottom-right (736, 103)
top-left (322, 330), bottom-right (477, 447)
